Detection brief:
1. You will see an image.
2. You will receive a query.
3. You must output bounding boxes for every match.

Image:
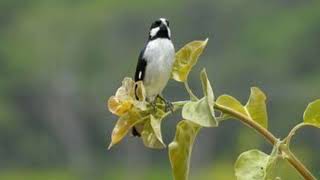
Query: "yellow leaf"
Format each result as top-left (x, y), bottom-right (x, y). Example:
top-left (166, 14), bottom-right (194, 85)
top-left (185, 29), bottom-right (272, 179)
top-left (107, 77), bottom-right (136, 116)
top-left (134, 81), bottom-right (146, 101)
top-left (141, 115), bottom-right (166, 149)
top-left (108, 96), bottom-right (133, 116)
top-left (107, 77), bottom-right (159, 149)
top-left (169, 120), bottom-right (201, 180)
top-left (133, 81), bottom-right (148, 111)
top-left (172, 39), bottom-right (208, 82)
top-left (107, 77), bottom-right (149, 116)
top-left (108, 109), bottom-right (144, 149)
top-left (115, 77), bottom-right (135, 98)
top-left (150, 114), bottom-right (165, 145)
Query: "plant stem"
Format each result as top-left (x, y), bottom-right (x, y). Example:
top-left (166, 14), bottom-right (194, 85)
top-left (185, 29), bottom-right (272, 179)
top-left (213, 103), bottom-right (317, 180)
top-left (284, 122), bottom-right (314, 149)
top-left (184, 81), bottom-right (199, 101)
top-left (172, 100), bottom-right (190, 109)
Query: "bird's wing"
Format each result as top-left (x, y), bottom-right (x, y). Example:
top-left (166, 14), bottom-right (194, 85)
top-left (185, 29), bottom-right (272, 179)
top-left (132, 47), bottom-right (147, 137)
top-left (134, 47), bottom-right (147, 82)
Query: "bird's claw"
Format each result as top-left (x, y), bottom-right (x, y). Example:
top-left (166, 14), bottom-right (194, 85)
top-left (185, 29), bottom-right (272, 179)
top-left (150, 100), bottom-right (157, 112)
top-left (157, 95), bottom-right (174, 113)
top-left (164, 100), bottom-right (174, 113)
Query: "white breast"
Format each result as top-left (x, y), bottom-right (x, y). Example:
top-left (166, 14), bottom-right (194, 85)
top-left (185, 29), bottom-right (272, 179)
top-left (143, 39), bottom-right (175, 100)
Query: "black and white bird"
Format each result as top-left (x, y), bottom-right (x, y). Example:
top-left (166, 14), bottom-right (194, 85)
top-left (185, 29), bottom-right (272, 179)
top-left (132, 18), bottom-right (175, 136)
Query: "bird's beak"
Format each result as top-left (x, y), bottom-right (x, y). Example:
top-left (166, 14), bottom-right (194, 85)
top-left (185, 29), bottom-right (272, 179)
top-left (160, 23), bottom-right (166, 31)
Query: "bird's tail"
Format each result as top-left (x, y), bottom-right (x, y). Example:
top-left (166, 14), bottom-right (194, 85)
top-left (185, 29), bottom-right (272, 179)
top-left (131, 126), bottom-right (141, 137)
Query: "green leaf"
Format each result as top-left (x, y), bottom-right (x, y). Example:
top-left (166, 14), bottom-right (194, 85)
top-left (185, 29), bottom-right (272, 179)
top-left (303, 99), bottom-right (320, 128)
top-left (245, 87), bottom-right (268, 129)
top-left (200, 68), bottom-right (216, 123)
top-left (141, 114), bottom-right (166, 149)
top-left (169, 120), bottom-right (201, 180)
top-left (216, 87), bottom-right (268, 129)
top-left (172, 39), bottom-right (208, 82)
top-left (235, 147), bottom-right (280, 180)
top-left (200, 68), bottom-right (214, 109)
top-left (181, 69), bottom-right (217, 127)
top-left (265, 141), bottom-right (281, 180)
top-left (235, 150), bottom-right (269, 180)
top-left (182, 97), bottom-right (217, 127)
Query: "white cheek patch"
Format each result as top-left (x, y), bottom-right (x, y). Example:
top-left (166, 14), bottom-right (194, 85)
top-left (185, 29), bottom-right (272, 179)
top-left (167, 28), bottom-right (171, 38)
top-left (150, 27), bottom-right (160, 38)
top-left (160, 18), bottom-right (167, 26)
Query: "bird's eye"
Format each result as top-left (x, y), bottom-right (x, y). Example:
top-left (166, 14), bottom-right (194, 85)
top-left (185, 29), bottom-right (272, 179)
top-left (150, 20), bottom-right (164, 30)
top-left (165, 20), bottom-right (169, 26)
top-left (155, 20), bottom-right (161, 26)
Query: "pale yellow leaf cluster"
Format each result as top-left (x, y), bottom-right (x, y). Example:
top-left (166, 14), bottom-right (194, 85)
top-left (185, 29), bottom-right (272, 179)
top-left (107, 78), bottom-right (149, 149)
top-left (107, 77), bottom-right (168, 149)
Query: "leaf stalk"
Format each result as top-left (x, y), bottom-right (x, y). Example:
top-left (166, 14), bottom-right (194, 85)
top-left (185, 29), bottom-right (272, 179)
top-left (213, 103), bottom-right (316, 180)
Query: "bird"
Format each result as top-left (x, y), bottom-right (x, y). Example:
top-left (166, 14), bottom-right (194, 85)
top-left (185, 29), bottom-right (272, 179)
top-left (132, 18), bottom-right (175, 136)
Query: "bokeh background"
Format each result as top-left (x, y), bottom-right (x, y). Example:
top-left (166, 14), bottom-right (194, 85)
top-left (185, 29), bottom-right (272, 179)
top-left (1, 0), bottom-right (320, 179)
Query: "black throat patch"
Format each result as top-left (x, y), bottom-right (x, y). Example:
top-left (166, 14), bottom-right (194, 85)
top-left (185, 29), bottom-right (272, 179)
top-left (148, 19), bottom-right (171, 41)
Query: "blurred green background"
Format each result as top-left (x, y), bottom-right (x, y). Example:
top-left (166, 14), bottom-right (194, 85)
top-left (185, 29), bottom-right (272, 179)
top-left (1, 0), bottom-right (320, 179)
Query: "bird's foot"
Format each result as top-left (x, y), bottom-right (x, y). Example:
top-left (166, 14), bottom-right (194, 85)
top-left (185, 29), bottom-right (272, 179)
top-left (150, 100), bottom-right (157, 112)
top-left (165, 100), bottom-right (174, 113)
top-left (157, 95), bottom-right (174, 113)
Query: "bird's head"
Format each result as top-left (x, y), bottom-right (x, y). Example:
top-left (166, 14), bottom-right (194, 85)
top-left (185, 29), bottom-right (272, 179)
top-left (149, 18), bottom-right (171, 40)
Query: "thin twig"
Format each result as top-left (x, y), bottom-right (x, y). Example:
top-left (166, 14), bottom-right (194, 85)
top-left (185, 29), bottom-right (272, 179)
top-left (184, 81), bottom-right (199, 101)
top-left (284, 122), bottom-right (314, 149)
top-left (170, 88), bottom-right (317, 179)
top-left (213, 103), bottom-right (317, 180)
